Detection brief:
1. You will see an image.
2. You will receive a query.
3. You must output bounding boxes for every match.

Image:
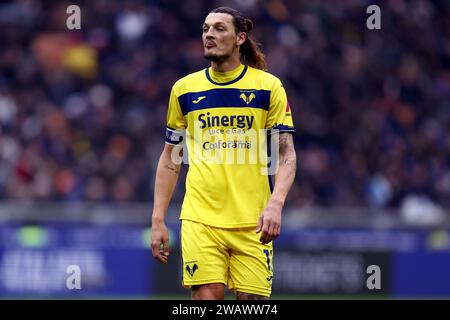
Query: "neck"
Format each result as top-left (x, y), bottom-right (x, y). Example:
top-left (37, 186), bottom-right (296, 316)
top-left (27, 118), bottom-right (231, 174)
top-left (211, 54), bottom-right (241, 73)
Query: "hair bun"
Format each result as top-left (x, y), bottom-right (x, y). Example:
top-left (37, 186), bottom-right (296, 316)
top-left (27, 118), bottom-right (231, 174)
top-left (245, 18), bottom-right (253, 32)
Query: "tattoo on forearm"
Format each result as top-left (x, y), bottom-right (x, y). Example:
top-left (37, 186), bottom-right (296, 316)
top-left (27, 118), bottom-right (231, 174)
top-left (279, 133), bottom-right (289, 147)
top-left (282, 158), bottom-right (296, 165)
top-left (279, 133), bottom-right (296, 168)
top-left (164, 164), bottom-right (180, 174)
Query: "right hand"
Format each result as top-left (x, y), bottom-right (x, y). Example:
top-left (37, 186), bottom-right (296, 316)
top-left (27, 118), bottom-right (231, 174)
top-left (151, 220), bottom-right (170, 264)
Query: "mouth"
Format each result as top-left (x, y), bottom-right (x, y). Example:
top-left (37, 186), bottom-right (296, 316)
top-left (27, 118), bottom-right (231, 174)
top-left (205, 42), bottom-right (216, 49)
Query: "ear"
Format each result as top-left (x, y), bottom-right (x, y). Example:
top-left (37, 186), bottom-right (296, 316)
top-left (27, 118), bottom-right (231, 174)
top-left (236, 32), bottom-right (247, 46)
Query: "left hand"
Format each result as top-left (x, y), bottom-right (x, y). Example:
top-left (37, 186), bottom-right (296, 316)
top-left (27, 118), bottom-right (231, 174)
top-left (256, 201), bottom-right (282, 244)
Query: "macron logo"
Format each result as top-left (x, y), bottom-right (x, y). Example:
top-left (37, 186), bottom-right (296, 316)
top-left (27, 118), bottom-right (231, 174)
top-left (192, 96), bottom-right (206, 104)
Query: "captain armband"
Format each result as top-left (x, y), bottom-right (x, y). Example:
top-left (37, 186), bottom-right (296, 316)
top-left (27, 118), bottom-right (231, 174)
top-left (165, 127), bottom-right (186, 145)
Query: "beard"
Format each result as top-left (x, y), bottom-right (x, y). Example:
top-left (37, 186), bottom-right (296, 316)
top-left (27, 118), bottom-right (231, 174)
top-left (204, 52), bottom-right (230, 63)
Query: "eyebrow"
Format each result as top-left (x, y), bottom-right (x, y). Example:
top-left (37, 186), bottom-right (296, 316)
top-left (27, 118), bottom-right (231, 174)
top-left (203, 22), bottom-right (227, 27)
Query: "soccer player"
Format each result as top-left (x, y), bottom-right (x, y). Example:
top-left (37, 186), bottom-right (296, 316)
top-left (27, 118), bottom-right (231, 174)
top-left (151, 6), bottom-right (296, 300)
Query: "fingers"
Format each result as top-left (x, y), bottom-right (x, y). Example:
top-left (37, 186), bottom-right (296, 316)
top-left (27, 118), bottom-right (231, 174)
top-left (260, 222), bottom-right (269, 244)
top-left (162, 235), bottom-right (170, 258)
top-left (151, 238), bottom-right (159, 257)
top-left (151, 239), bottom-right (164, 263)
top-left (259, 218), bottom-right (281, 245)
top-left (268, 222), bottom-right (278, 240)
top-left (151, 234), bottom-right (170, 264)
top-left (256, 215), bottom-right (263, 233)
top-left (159, 249), bottom-right (169, 263)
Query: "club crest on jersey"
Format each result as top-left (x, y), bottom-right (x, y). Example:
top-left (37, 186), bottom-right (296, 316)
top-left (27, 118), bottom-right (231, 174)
top-left (185, 263), bottom-right (198, 276)
top-left (240, 92), bottom-right (256, 105)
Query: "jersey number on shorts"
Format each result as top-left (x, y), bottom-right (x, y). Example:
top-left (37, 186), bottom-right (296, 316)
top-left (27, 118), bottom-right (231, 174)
top-left (263, 249), bottom-right (273, 271)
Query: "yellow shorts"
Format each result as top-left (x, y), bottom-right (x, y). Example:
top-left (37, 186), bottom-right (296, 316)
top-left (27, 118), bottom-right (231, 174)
top-left (181, 219), bottom-right (274, 297)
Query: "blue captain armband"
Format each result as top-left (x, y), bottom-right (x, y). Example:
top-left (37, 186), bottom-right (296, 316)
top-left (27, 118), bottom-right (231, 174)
top-left (268, 125), bottom-right (295, 135)
top-left (271, 124), bottom-right (295, 133)
top-left (165, 127), bottom-right (185, 145)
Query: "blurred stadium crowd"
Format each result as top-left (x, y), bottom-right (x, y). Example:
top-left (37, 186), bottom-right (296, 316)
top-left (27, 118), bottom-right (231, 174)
top-left (0, 0), bottom-right (449, 211)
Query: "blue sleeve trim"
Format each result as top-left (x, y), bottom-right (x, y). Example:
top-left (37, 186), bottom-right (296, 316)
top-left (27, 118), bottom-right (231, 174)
top-left (271, 125), bottom-right (295, 133)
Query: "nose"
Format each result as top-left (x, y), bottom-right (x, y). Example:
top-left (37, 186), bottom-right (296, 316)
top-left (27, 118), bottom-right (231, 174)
top-left (204, 27), bottom-right (215, 38)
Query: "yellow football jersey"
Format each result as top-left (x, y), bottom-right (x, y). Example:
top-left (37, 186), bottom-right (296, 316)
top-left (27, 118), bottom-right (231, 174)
top-left (165, 64), bottom-right (294, 228)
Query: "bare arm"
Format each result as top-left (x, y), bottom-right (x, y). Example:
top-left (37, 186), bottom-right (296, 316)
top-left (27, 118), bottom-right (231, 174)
top-left (151, 143), bottom-right (182, 263)
top-left (257, 133), bottom-right (296, 244)
top-left (271, 133), bottom-right (297, 205)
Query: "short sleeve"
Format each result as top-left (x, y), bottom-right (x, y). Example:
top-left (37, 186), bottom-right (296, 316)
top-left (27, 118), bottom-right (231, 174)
top-left (165, 86), bottom-right (186, 145)
top-left (265, 79), bottom-right (295, 133)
